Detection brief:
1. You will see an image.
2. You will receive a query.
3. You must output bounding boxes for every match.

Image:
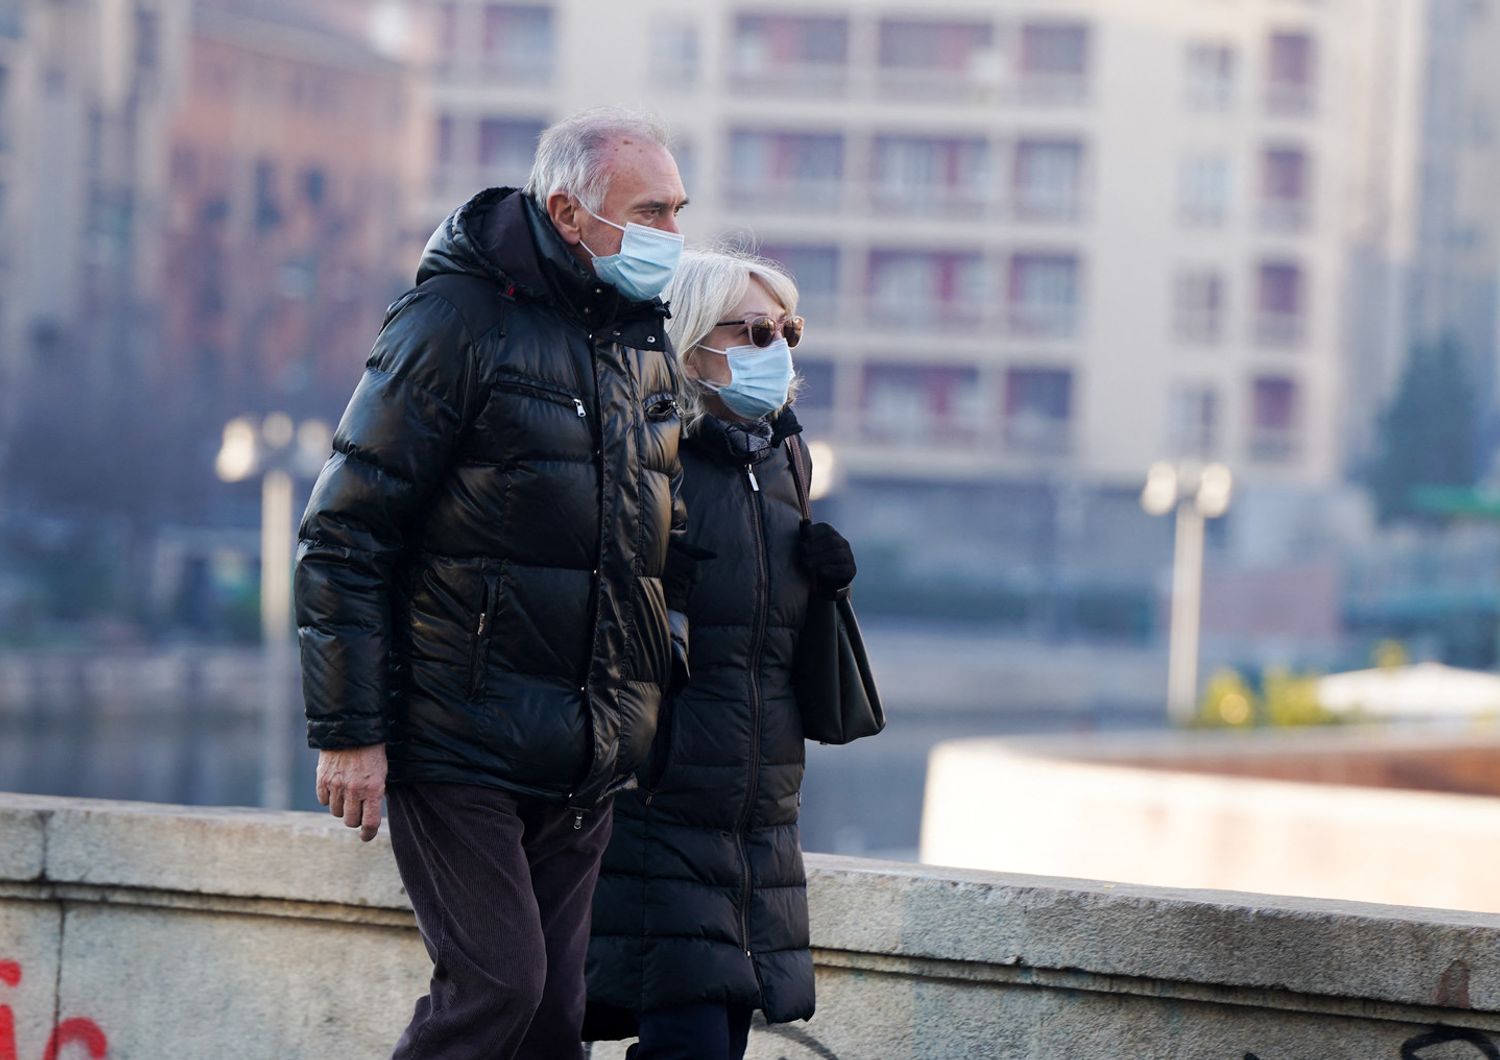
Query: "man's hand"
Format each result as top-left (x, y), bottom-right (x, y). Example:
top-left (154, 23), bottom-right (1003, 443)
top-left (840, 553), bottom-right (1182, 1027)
top-left (316, 744), bottom-right (388, 842)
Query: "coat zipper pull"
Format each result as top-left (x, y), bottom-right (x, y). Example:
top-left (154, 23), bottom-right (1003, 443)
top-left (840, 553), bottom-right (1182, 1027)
top-left (746, 465), bottom-right (760, 492)
top-left (476, 611), bottom-right (488, 637)
top-left (573, 810), bottom-right (584, 830)
top-left (573, 398), bottom-right (587, 418)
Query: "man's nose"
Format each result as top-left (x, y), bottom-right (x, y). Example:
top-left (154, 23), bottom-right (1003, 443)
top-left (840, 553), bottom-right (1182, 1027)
top-left (654, 214), bottom-right (682, 236)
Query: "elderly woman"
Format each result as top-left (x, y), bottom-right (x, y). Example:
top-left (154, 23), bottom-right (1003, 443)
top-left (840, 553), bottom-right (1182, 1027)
top-left (584, 249), bottom-right (857, 1060)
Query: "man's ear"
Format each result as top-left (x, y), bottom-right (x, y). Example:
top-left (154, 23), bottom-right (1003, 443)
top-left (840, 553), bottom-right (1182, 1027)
top-left (547, 191), bottom-right (582, 245)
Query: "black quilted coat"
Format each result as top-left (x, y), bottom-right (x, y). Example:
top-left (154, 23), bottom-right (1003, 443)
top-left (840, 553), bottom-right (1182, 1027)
top-left (586, 412), bottom-right (815, 1028)
top-left (294, 187), bottom-right (686, 808)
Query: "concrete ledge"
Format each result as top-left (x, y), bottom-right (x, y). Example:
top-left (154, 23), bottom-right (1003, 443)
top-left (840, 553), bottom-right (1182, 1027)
top-left (7, 793), bottom-right (1500, 1058)
top-left (923, 729), bottom-right (1500, 915)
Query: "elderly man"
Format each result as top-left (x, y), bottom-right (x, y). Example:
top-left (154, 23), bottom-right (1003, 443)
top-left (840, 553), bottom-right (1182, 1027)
top-left (294, 108), bottom-right (691, 1059)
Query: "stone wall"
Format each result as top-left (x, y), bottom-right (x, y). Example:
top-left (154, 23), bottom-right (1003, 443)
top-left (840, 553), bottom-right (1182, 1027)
top-left (5, 793), bottom-right (1500, 1059)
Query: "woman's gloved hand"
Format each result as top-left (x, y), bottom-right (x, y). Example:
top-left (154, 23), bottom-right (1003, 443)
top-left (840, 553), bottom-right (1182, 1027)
top-left (798, 521), bottom-right (856, 599)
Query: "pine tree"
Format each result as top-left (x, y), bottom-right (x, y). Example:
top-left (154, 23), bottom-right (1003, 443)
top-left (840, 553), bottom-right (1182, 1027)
top-left (1368, 335), bottom-right (1480, 523)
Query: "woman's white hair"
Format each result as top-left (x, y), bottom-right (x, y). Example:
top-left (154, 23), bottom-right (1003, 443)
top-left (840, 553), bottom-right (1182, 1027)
top-left (523, 107), bottom-right (672, 213)
top-left (665, 248), bottom-right (803, 437)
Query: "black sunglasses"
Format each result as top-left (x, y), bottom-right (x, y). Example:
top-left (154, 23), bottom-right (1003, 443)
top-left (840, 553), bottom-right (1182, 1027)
top-left (713, 314), bottom-right (804, 349)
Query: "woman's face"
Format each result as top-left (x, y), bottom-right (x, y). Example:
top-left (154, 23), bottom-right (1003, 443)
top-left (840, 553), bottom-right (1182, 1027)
top-left (687, 278), bottom-right (787, 388)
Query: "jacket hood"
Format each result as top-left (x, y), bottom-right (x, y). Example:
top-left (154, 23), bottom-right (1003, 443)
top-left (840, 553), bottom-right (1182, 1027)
top-left (416, 187), bottom-right (669, 329)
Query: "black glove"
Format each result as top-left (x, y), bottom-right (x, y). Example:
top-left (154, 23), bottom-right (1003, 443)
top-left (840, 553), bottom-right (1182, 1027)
top-left (663, 539), bottom-right (716, 612)
top-left (798, 521), bottom-right (856, 599)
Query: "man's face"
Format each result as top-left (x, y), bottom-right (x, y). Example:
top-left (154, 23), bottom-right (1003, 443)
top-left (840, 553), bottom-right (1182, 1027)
top-left (549, 138), bottom-right (689, 265)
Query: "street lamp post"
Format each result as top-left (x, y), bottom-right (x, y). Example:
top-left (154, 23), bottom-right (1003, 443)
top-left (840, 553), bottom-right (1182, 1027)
top-left (1141, 461), bottom-right (1233, 726)
top-left (216, 413), bottom-right (332, 809)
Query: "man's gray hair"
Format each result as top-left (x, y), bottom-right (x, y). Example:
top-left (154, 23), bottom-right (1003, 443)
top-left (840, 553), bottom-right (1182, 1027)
top-left (524, 107), bottom-right (673, 213)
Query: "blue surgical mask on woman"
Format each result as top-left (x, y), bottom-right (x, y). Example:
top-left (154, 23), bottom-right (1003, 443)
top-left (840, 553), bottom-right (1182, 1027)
top-left (578, 204), bottom-right (684, 302)
top-left (697, 337), bottom-right (795, 420)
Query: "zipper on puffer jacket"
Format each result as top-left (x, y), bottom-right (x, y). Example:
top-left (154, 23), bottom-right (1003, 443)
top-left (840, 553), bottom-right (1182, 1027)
top-left (736, 461), bottom-right (770, 973)
top-left (491, 374), bottom-right (588, 419)
top-left (467, 574), bottom-right (499, 699)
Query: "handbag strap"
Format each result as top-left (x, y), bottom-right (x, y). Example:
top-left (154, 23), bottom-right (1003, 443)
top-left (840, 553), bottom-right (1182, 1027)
top-left (785, 434), bottom-right (812, 522)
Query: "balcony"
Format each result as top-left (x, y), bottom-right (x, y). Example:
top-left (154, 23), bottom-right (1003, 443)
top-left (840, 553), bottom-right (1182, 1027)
top-left (874, 65), bottom-right (998, 102)
top-left (865, 180), bottom-right (997, 218)
top-left (860, 298), bottom-right (986, 334)
top-left (725, 175), bottom-right (844, 211)
top-left (1011, 72), bottom-right (1090, 106)
top-left (1007, 302), bottom-right (1082, 340)
top-left (730, 60), bottom-right (847, 97)
top-left (1010, 189), bottom-right (1086, 224)
top-left (1004, 414), bottom-right (1073, 456)
top-left (1249, 427), bottom-right (1300, 462)
top-left (1174, 310), bottom-right (1223, 345)
top-left (1265, 82), bottom-right (1316, 117)
top-left (1260, 198), bottom-right (1310, 234)
top-left (1255, 311), bottom-right (1305, 348)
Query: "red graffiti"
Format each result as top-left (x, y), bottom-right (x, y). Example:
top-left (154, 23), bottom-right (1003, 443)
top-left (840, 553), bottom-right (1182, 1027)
top-left (0, 962), bottom-right (108, 1060)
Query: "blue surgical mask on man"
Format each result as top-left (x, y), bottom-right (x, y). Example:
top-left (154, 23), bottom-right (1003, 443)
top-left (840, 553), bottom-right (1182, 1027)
top-left (578, 204), bottom-right (684, 302)
top-left (697, 338), bottom-right (796, 421)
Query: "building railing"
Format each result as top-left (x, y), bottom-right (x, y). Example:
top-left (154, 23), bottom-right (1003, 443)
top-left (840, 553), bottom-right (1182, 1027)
top-left (1007, 303), bottom-right (1082, 339)
top-left (1004, 415), bottom-right (1074, 456)
top-left (729, 60), bottom-right (848, 97)
top-left (1255, 311), bottom-right (1306, 348)
top-left (1265, 83), bottom-right (1317, 117)
top-left (1260, 198), bottom-right (1311, 234)
top-left (1248, 427), bottom-right (1300, 463)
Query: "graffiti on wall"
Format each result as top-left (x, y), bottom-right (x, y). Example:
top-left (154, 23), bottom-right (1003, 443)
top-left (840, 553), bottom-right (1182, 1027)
top-left (0, 961), bottom-right (108, 1060)
top-left (1246, 1026), bottom-right (1500, 1060)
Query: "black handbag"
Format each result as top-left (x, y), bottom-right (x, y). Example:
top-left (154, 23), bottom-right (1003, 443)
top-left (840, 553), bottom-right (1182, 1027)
top-left (785, 436), bottom-right (886, 745)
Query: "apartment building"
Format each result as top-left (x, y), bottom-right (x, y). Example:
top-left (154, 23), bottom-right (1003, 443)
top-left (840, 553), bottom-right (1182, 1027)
top-left (417, 0), bottom-right (1388, 502)
top-left (161, 0), bottom-right (423, 415)
top-left (0, 0), bottom-right (188, 453)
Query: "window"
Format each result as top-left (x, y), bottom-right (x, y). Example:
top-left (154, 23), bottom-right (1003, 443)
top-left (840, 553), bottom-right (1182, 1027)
top-left (1008, 253), bottom-right (1080, 337)
top-left (1250, 376), bottom-right (1298, 460)
top-left (872, 135), bottom-right (991, 211)
top-left (868, 250), bottom-right (986, 327)
top-left (482, 4), bottom-right (554, 81)
top-left (1169, 384), bottom-right (1220, 457)
top-left (1012, 139), bottom-right (1084, 220)
top-left (479, 118), bottom-right (544, 183)
top-left (1017, 22), bottom-right (1090, 102)
top-left (759, 244), bottom-right (840, 317)
top-left (254, 159), bottom-right (281, 232)
top-left (1261, 146), bottom-right (1309, 231)
top-left (727, 129), bottom-right (844, 205)
top-left (652, 22), bottom-right (699, 87)
top-left (1266, 31), bottom-right (1316, 115)
top-left (1004, 367), bottom-right (1073, 454)
top-left (863, 364), bottom-right (985, 444)
top-left (433, 3), bottom-right (460, 69)
top-left (877, 18), bottom-right (997, 97)
top-left (1184, 42), bottom-right (1235, 110)
top-left (1174, 269), bottom-right (1225, 344)
top-left (435, 114), bottom-right (456, 169)
top-left (1255, 260), bottom-right (1304, 346)
top-left (134, 7), bottom-right (160, 74)
top-left (733, 14), bottom-right (847, 93)
top-left (795, 359), bottom-right (836, 434)
top-left (1179, 154), bottom-right (1231, 226)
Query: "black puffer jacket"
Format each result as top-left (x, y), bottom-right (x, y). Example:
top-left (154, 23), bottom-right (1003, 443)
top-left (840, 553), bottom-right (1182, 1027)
top-left (295, 187), bottom-right (686, 808)
top-left (587, 412), bottom-right (815, 1028)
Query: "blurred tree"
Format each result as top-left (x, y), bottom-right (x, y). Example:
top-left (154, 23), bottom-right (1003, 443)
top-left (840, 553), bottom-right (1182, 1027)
top-left (1368, 335), bottom-right (1480, 523)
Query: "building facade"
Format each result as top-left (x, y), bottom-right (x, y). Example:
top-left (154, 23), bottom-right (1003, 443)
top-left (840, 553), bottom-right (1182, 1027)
top-left (418, 0), bottom-right (1374, 498)
top-left (161, 0), bottom-right (424, 418)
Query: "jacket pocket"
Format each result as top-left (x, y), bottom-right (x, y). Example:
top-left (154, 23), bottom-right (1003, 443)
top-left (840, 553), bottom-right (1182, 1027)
top-left (491, 373), bottom-right (588, 420)
top-left (466, 572), bottom-right (502, 700)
